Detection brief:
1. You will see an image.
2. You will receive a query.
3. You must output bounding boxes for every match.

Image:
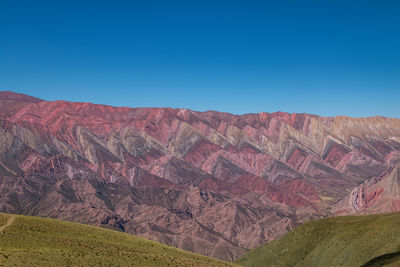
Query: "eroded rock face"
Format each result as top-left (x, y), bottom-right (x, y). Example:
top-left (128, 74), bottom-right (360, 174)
top-left (333, 163), bottom-right (400, 214)
top-left (0, 91), bottom-right (400, 261)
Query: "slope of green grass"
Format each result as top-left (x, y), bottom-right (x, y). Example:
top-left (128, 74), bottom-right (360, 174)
top-left (236, 212), bottom-right (400, 267)
top-left (0, 213), bottom-right (234, 266)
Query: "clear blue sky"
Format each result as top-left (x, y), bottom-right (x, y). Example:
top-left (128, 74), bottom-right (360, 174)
top-left (1, 1), bottom-right (399, 117)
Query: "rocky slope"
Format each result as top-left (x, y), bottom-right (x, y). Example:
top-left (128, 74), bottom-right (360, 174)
top-left (333, 162), bottom-right (400, 214)
top-left (0, 91), bottom-right (399, 261)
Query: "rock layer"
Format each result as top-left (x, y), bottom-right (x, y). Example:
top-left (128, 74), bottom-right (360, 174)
top-left (0, 91), bottom-right (400, 261)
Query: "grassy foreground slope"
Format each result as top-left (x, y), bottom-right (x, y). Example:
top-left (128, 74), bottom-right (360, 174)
top-left (236, 212), bottom-right (400, 267)
top-left (0, 213), bottom-right (234, 267)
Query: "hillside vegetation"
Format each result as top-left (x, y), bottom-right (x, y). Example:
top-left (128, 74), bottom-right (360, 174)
top-left (236, 212), bottom-right (400, 267)
top-left (0, 213), bottom-right (233, 266)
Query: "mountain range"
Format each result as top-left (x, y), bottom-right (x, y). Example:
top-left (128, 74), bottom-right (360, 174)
top-left (0, 91), bottom-right (399, 261)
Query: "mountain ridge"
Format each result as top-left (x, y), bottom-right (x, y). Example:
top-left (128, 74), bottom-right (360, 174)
top-left (3, 90), bottom-right (398, 119)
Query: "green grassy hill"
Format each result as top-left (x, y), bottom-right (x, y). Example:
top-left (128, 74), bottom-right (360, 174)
top-left (236, 212), bottom-right (400, 267)
top-left (5, 212), bottom-right (400, 267)
top-left (0, 213), bottom-right (234, 266)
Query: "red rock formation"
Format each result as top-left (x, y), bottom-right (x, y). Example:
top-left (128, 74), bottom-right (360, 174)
top-left (333, 164), bottom-right (400, 214)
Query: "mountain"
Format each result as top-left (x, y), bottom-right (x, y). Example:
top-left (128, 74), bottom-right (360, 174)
top-left (0, 91), bottom-right (399, 261)
top-left (236, 212), bottom-right (400, 267)
top-left (0, 213), bottom-right (233, 266)
top-left (334, 162), bottom-right (400, 214)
